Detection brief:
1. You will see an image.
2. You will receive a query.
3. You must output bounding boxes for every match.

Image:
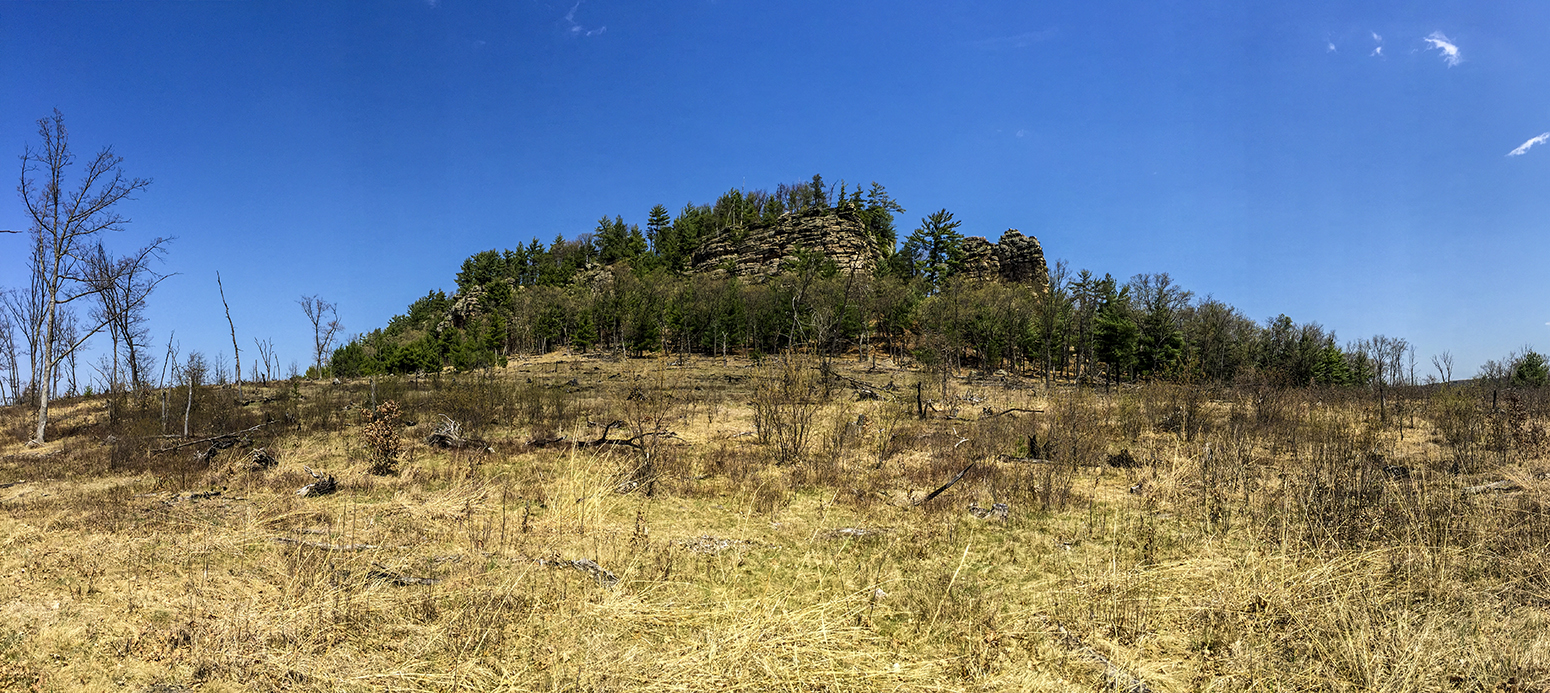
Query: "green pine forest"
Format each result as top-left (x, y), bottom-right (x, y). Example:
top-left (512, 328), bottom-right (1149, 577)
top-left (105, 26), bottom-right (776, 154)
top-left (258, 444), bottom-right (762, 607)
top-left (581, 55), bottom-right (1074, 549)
top-left (328, 174), bottom-right (1550, 390)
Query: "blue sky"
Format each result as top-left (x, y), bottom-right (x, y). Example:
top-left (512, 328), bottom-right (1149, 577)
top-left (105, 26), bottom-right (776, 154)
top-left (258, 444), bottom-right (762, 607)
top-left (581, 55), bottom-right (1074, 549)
top-left (2, 1), bottom-right (1547, 380)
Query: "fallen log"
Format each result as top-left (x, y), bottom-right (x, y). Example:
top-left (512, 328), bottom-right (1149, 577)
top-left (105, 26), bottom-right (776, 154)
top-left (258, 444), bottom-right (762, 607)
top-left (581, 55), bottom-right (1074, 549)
top-left (368, 563), bottom-right (441, 586)
top-left (535, 557), bottom-right (618, 588)
top-left (980, 407), bottom-right (1043, 419)
top-left (154, 421), bottom-right (275, 454)
top-left (296, 467), bottom-right (337, 497)
top-left (272, 536), bottom-right (376, 551)
top-left (918, 462), bottom-right (976, 505)
top-left (1464, 479), bottom-right (1521, 494)
top-left (426, 415), bottom-right (490, 451)
top-left (996, 455), bottom-right (1104, 468)
top-left (1038, 615), bottom-right (1152, 693)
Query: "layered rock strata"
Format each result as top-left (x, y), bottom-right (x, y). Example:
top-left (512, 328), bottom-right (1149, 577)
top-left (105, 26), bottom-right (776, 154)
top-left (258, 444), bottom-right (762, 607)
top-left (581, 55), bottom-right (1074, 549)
top-left (689, 210), bottom-right (880, 279)
top-left (689, 210), bottom-right (1049, 292)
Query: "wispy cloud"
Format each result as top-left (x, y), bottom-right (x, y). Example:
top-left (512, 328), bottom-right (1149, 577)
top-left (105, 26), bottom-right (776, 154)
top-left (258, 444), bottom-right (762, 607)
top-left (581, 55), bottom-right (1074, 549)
top-left (1508, 133), bottom-right (1550, 157)
top-left (1326, 40), bottom-right (1337, 52)
top-left (1367, 31), bottom-right (1384, 57)
top-left (564, 1), bottom-right (606, 37)
top-left (973, 29), bottom-right (1057, 50)
top-left (1423, 31), bottom-right (1461, 66)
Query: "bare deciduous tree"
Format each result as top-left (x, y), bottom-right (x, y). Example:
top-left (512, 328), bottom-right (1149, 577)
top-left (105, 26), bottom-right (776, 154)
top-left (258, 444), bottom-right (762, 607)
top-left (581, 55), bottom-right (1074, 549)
top-left (0, 309), bottom-right (18, 403)
top-left (298, 295), bottom-right (342, 379)
top-left (1432, 351), bottom-right (1455, 384)
top-left (254, 338), bottom-right (277, 383)
top-left (217, 272), bottom-right (241, 399)
top-left (87, 240), bottom-right (170, 392)
top-left (19, 110), bottom-right (162, 443)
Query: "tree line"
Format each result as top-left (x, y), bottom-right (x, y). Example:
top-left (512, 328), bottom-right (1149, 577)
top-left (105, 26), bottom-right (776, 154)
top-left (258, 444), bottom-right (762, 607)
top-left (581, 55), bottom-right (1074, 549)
top-left (324, 175), bottom-right (1550, 391)
top-left (5, 115), bottom-right (1547, 446)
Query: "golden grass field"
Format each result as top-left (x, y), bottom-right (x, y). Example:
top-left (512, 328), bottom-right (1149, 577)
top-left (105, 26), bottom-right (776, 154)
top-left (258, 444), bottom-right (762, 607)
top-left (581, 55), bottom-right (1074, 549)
top-left (2, 353), bottom-right (1548, 692)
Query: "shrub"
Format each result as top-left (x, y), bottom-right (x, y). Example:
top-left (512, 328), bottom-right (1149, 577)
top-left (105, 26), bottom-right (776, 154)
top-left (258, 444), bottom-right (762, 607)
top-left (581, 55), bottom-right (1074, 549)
top-left (362, 400), bottom-right (404, 475)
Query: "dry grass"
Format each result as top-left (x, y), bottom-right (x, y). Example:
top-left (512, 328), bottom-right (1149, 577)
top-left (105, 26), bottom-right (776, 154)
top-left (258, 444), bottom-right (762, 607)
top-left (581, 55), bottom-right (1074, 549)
top-left (2, 356), bottom-right (1549, 691)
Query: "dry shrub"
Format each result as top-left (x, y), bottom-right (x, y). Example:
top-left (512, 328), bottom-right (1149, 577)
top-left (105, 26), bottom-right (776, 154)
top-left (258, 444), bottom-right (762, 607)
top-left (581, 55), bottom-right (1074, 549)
top-left (361, 400), bottom-right (403, 475)
top-left (737, 465), bottom-right (792, 517)
top-left (800, 404), bottom-right (860, 488)
top-left (753, 356), bottom-right (822, 465)
top-left (1431, 386), bottom-right (1485, 470)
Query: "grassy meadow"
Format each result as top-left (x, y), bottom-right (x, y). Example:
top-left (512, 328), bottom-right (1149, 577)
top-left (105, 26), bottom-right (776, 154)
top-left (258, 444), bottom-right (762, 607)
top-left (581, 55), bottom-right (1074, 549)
top-left (2, 352), bottom-right (1548, 692)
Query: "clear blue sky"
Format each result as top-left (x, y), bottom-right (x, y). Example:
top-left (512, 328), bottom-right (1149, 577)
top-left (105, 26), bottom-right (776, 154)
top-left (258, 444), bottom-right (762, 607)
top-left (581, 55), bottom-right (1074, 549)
top-left (2, 1), bottom-right (1547, 380)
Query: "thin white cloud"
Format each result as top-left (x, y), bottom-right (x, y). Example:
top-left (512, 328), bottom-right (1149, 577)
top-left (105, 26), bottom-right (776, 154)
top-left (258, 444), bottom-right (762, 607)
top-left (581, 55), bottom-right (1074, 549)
top-left (564, 1), bottom-right (606, 37)
top-left (1508, 133), bottom-right (1550, 157)
top-left (1327, 40), bottom-right (1337, 52)
top-left (1370, 31), bottom-right (1383, 57)
top-left (1423, 31), bottom-right (1462, 66)
top-left (1371, 31), bottom-right (1382, 42)
top-left (1372, 46), bottom-right (1383, 57)
top-left (1015, 129), bottom-right (1028, 138)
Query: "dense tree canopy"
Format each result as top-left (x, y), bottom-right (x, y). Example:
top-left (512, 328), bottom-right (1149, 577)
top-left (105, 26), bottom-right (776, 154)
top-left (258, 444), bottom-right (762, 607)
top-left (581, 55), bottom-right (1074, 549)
top-left (331, 174), bottom-right (1430, 393)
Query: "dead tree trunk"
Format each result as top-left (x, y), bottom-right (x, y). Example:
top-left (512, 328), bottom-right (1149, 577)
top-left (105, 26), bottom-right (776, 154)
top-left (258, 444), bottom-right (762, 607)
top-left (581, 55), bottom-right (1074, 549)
top-left (217, 272), bottom-right (241, 402)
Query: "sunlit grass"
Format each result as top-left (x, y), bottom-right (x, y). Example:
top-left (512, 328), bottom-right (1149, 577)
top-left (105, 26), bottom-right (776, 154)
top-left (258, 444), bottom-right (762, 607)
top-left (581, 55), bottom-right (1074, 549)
top-left (1, 354), bottom-right (1547, 691)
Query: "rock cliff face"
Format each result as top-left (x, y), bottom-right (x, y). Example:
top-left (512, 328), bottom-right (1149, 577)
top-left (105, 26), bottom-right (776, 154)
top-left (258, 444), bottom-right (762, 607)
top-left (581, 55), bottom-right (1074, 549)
top-left (956, 231), bottom-right (1049, 289)
top-left (689, 209), bottom-right (880, 279)
top-left (689, 210), bottom-right (1049, 291)
top-left (990, 229), bottom-right (1049, 288)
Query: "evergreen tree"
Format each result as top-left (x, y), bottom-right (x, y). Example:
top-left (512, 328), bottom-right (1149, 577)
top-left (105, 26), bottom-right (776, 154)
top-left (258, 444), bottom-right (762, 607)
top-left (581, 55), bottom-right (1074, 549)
top-left (1312, 342), bottom-right (1351, 385)
top-left (899, 209), bottom-right (964, 291)
top-left (456, 249), bottom-right (505, 293)
top-left (810, 173), bottom-right (828, 210)
top-left (1513, 350), bottom-right (1549, 387)
top-left (1094, 282), bottom-right (1138, 380)
top-left (595, 215), bottom-right (646, 265)
top-left (1129, 273), bottom-right (1191, 377)
top-left (861, 182), bottom-right (904, 255)
top-left (571, 310), bottom-right (597, 352)
top-left (646, 204), bottom-right (674, 257)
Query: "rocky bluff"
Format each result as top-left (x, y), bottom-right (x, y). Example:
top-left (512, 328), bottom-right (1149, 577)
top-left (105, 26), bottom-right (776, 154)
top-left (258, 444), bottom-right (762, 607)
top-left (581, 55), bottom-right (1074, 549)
top-left (689, 209), bottom-right (1049, 290)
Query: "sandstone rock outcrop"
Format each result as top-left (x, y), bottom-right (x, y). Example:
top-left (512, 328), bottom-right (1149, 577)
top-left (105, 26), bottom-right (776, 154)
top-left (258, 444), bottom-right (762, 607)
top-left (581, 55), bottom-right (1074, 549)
top-left (689, 209), bottom-right (879, 279)
top-left (993, 229), bottom-right (1048, 287)
top-left (958, 236), bottom-right (1001, 282)
top-left (688, 210), bottom-right (1049, 292)
top-left (957, 229), bottom-right (1049, 290)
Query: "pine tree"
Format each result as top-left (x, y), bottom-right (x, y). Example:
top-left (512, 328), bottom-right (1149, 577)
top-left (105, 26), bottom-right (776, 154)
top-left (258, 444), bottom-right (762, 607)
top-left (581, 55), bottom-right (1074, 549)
top-left (646, 204), bottom-right (674, 257)
top-left (899, 209), bottom-right (965, 291)
top-left (1513, 350), bottom-right (1549, 387)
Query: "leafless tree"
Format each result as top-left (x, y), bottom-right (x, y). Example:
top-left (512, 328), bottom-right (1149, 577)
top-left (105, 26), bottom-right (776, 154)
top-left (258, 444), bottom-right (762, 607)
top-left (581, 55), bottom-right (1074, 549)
top-left (87, 245), bottom-right (165, 392)
top-left (298, 295), bottom-right (342, 379)
top-left (180, 351), bottom-right (207, 438)
top-left (18, 110), bottom-right (158, 443)
top-left (254, 338), bottom-right (277, 383)
top-left (0, 310), bottom-right (18, 403)
top-left (86, 240), bottom-right (169, 392)
top-left (1432, 351), bottom-right (1455, 384)
top-left (0, 296), bottom-right (27, 403)
top-left (1, 277), bottom-right (45, 406)
top-left (217, 272), bottom-right (241, 399)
